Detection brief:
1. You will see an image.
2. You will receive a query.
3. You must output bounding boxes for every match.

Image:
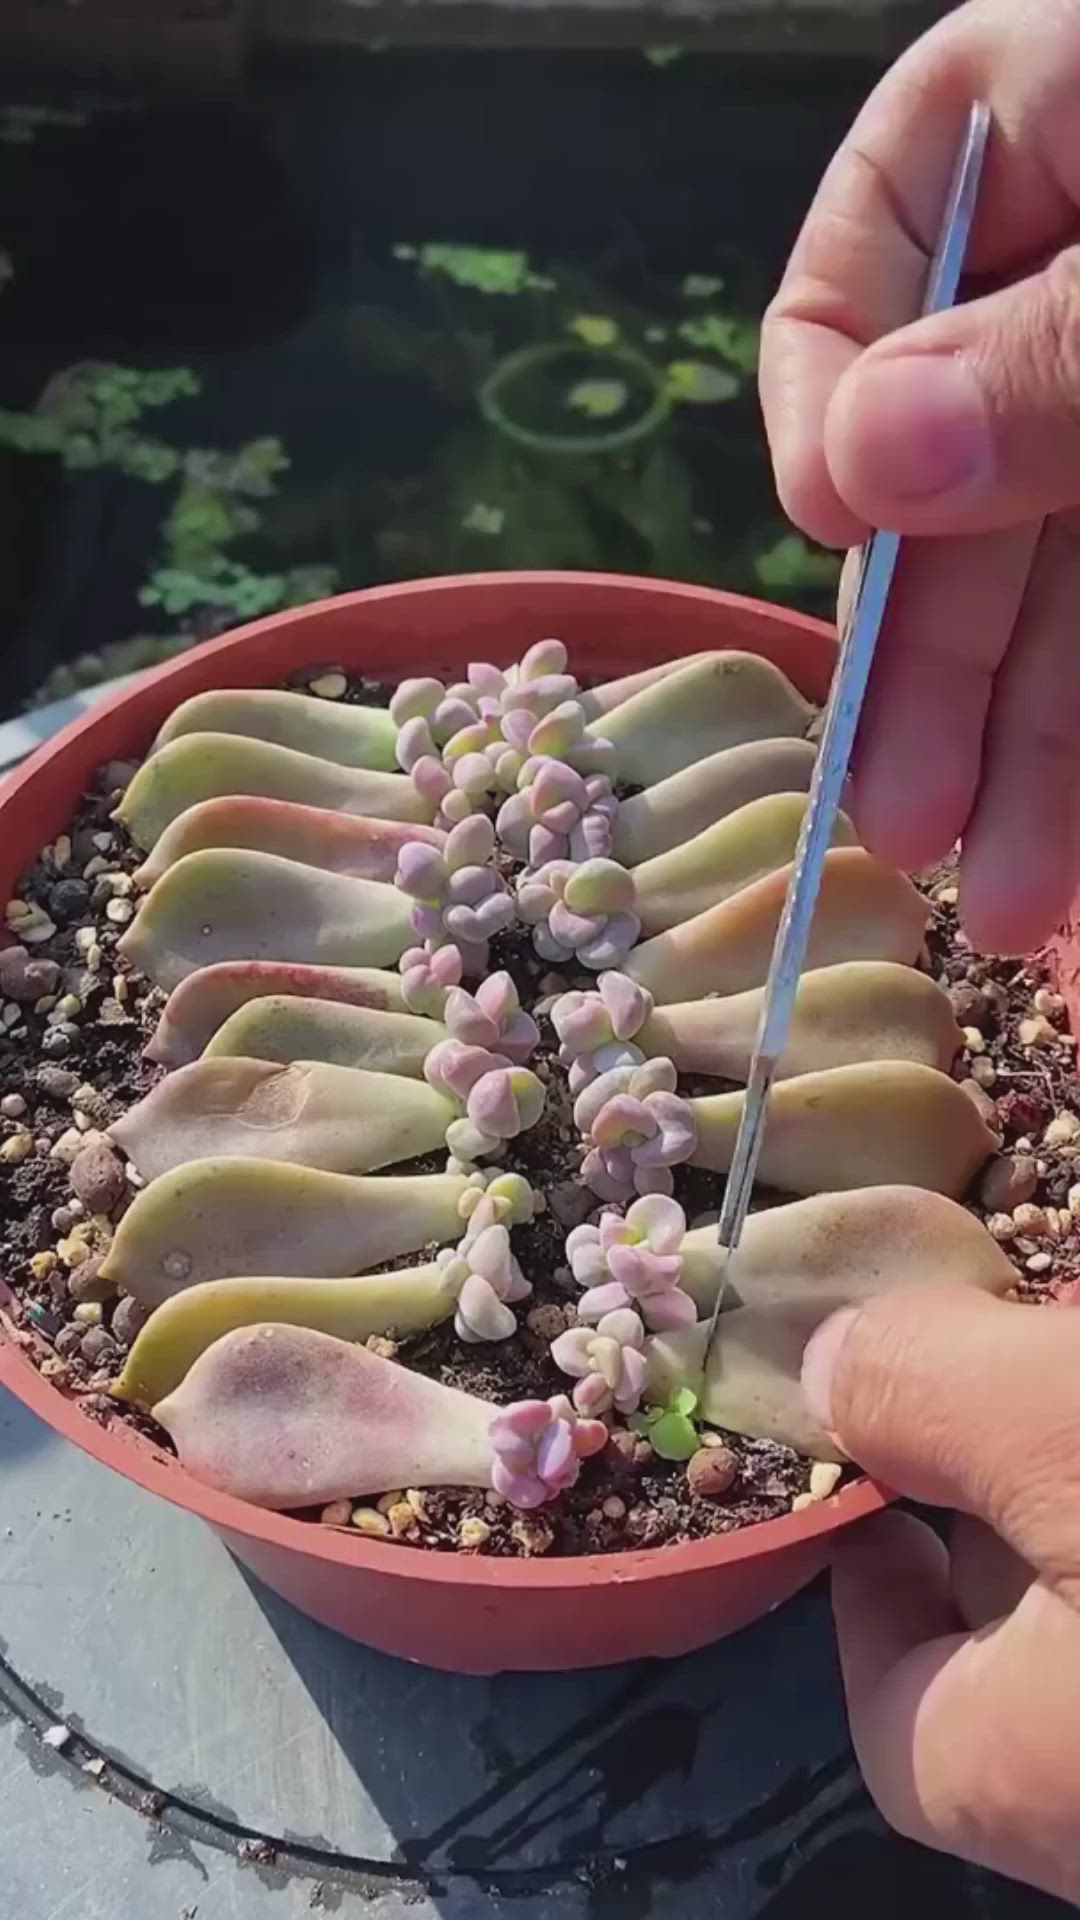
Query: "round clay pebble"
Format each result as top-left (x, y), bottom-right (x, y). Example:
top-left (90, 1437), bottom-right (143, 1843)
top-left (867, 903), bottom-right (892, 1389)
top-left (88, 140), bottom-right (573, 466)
top-left (79, 1325), bottom-right (117, 1369)
top-left (66, 1255), bottom-right (115, 1306)
top-left (49, 877), bottom-right (91, 926)
top-left (526, 1303), bottom-right (568, 1341)
top-left (109, 1295), bottom-right (148, 1347)
top-left (37, 1064), bottom-right (79, 1101)
top-left (70, 1141), bottom-right (125, 1214)
top-left (0, 946), bottom-right (60, 1004)
top-left (54, 1324), bottom-right (83, 1359)
top-left (0, 1093), bottom-right (26, 1119)
top-left (948, 981), bottom-right (985, 1026)
top-left (686, 1445), bottom-right (737, 1500)
top-left (978, 1154), bottom-right (1038, 1214)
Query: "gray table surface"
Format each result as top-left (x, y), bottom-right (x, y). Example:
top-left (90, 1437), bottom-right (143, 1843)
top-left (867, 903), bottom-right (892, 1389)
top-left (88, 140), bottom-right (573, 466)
top-left (0, 689), bottom-right (1072, 1919)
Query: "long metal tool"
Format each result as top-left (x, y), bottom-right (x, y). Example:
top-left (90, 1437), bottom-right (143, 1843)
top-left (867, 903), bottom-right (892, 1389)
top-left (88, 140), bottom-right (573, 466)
top-left (702, 99), bottom-right (991, 1361)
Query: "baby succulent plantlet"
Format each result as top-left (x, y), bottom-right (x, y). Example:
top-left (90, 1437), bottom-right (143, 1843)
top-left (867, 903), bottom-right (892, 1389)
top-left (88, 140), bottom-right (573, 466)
top-left (204, 996), bottom-right (444, 1074)
top-left (395, 814), bottom-right (515, 977)
top-left (613, 736), bottom-right (817, 867)
top-left (442, 970), bottom-right (540, 1061)
top-left (626, 848), bottom-right (927, 1003)
top-left (120, 848), bottom-right (415, 990)
top-left (488, 1396), bottom-right (608, 1509)
top-left (630, 1388), bottom-right (702, 1462)
top-left (630, 792), bottom-right (856, 937)
top-left (565, 1194), bottom-right (697, 1330)
top-left (586, 653), bottom-right (813, 787)
top-left (551, 1308), bottom-right (648, 1415)
top-left (101, 1160), bottom-right (471, 1307)
top-left (136, 796), bottom-right (445, 888)
top-left (109, 1058), bottom-right (458, 1180)
top-left (147, 959), bottom-right (409, 1066)
top-left (156, 687), bottom-right (399, 769)
top-left (574, 1057), bottom-right (699, 1200)
top-left (119, 733), bottom-right (431, 851)
top-left (424, 1038), bottom-right (546, 1167)
top-left (517, 857), bottom-right (640, 968)
top-left (497, 757), bottom-right (619, 868)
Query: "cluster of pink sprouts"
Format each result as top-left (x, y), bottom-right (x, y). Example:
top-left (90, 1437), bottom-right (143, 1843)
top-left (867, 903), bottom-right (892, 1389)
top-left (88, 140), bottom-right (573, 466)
top-left (425, 1037), bottom-right (545, 1169)
top-left (517, 857), bottom-right (640, 970)
top-left (573, 1059), bottom-right (697, 1201)
top-left (551, 970), bottom-right (653, 1093)
top-left (488, 1395), bottom-right (608, 1509)
top-left (395, 815), bottom-right (514, 984)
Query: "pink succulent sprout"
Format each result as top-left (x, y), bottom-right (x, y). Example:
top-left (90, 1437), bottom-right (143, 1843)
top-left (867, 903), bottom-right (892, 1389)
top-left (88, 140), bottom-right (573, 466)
top-left (425, 1038), bottom-right (546, 1168)
top-left (496, 757), bottom-right (619, 869)
top-left (443, 970), bottom-right (540, 1064)
top-left (488, 1395), bottom-right (608, 1509)
top-left (516, 858), bottom-right (641, 970)
top-left (565, 1194), bottom-right (697, 1331)
top-left (438, 1218), bottom-right (532, 1345)
top-left (573, 1057), bottom-right (698, 1202)
top-left (400, 941), bottom-right (463, 1018)
top-left (394, 816), bottom-right (515, 977)
top-left (457, 1167), bottom-right (537, 1232)
top-left (550, 1308), bottom-right (648, 1416)
top-left (551, 971), bottom-right (654, 1094)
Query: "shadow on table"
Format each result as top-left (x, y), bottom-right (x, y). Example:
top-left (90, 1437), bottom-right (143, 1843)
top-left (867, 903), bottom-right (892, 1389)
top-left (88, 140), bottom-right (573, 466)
top-left (238, 1561), bottom-right (1072, 1919)
top-left (0, 1388), bottom-right (58, 1464)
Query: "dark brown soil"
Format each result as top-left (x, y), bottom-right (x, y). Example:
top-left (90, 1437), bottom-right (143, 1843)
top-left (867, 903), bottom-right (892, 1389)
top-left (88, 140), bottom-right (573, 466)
top-left (3, 674), bottom-right (1079, 1561)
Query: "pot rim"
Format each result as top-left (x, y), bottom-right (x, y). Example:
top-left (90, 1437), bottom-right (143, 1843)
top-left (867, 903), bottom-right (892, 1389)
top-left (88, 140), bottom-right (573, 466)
top-left (0, 570), bottom-right (891, 1593)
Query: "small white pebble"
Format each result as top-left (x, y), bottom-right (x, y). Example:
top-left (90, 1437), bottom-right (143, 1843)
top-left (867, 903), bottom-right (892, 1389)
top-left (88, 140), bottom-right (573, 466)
top-left (987, 1212), bottom-right (1016, 1242)
top-left (962, 1026), bottom-right (986, 1055)
top-left (309, 670), bottom-right (348, 700)
top-left (112, 973), bottom-right (128, 1005)
top-left (74, 927), bottom-right (97, 955)
top-left (1013, 1203), bottom-right (1048, 1237)
top-left (52, 835), bottom-right (72, 870)
top-left (0, 1093), bottom-right (26, 1119)
top-left (933, 883), bottom-right (959, 906)
top-left (808, 1461), bottom-right (843, 1501)
top-left (319, 1500), bottom-right (352, 1527)
top-left (105, 898), bottom-right (133, 926)
top-left (22, 916), bottom-right (57, 946)
top-left (970, 1056), bottom-right (997, 1089)
top-left (42, 1724), bottom-right (71, 1752)
top-left (1034, 988), bottom-right (1066, 1019)
top-left (1026, 1252), bottom-right (1053, 1275)
top-left (50, 1128), bottom-right (86, 1165)
top-left (1019, 1015), bottom-right (1058, 1050)
top-left (1067, 1183), bottom-right (1080, 1221)
top-left (92, 832), bottom-right (113, 854)
top-left (106, 872), bottom-right (134, 899)
top-left (74, 1110), bottom-right (92, 1133)
top-left (72, 1300), bottom-right (102, 1325)
top-left (1044, 1112), bottom-right (1080, 1148)
top-left (791, 1492), bottom-right (815, 1513)
top-left (53, 994), bottom-right (82, 1021)
top-left (1, 1003), bottom-right (19, 1031)
top-left (0, 1131), bottom-right (33, 1164)
top-left (351, 1506), bottom-right (391, 1538)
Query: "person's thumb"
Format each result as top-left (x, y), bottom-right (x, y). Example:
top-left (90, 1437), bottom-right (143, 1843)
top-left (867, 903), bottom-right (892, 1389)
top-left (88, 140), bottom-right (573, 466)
top-left (823, 247), bottom-right (1080, 536)
top-left (800, 1285), bottom-right (1080, 1600)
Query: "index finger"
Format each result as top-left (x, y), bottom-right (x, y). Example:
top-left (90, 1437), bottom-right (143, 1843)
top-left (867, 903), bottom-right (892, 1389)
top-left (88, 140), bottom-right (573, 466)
top-left (759, 0), bottom-right (1076, 546)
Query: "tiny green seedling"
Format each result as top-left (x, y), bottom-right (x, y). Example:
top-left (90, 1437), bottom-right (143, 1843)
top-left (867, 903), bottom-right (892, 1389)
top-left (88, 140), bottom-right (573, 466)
top-left (631, 1386), bottom-right (701, 1461)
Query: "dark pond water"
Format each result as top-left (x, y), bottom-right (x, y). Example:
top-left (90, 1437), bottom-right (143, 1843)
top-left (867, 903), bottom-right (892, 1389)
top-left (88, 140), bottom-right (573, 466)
top-left (0, 49), bottom-right (882, 714)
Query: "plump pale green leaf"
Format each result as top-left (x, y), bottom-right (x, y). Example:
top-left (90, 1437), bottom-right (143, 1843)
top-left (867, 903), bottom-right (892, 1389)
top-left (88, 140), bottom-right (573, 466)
top-left (588, 652), bottom-right (812, 787)
top-left (156, 687), bottom-right (397, 770)
top-left (120, 849), bottom-right (414, 991)
top-left (640, 961), bottom-right (961, 1081)
top-left (109, 1057), bottom-right (456, 1181)
top-left (690, 1059), bottom-right (995, 1199)
top-left (615, 737), bottom-right (816, 866)
top-left (137, 798), bottom-right (444, 887)
top-left (117, 733), bottom-right (429, 850)
top-left (148, 961), bottom-right (408, 1068)
top-left (101, 1160), bottom-right (468, 1308)
top-left (634, 792), bottom-right (854, 935)
top-left (205, 996), bottom-right (442, 1075)
top-left (627, 848), bottom-right (927, 1004)
top-left (153, 1323), bottom-right (494, 1509)
top-left (112, 1264), bottom-right (458, 1408)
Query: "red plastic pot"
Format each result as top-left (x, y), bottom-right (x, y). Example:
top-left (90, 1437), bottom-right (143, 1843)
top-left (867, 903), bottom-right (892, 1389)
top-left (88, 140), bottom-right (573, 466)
top-left (1, 571), bottom-right (915, 1671)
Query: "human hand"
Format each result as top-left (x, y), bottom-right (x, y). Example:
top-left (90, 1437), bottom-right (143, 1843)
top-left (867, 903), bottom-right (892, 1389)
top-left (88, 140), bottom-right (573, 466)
top-left (800, 1285), bottom-right (1080, 1902)
top-left (759, 0), bottom-right (1080, 955)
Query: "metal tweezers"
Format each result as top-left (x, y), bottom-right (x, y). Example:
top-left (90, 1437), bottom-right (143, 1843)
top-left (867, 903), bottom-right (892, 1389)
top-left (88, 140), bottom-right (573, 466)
top-left (703, 99), bottom-right (992, 1361)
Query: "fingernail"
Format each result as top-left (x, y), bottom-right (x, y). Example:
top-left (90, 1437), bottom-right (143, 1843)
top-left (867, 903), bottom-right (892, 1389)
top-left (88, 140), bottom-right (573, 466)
top-left (842, 353), bottom-right (992, 503)
top-left (800, 1306), bottom-right (861, 1433)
